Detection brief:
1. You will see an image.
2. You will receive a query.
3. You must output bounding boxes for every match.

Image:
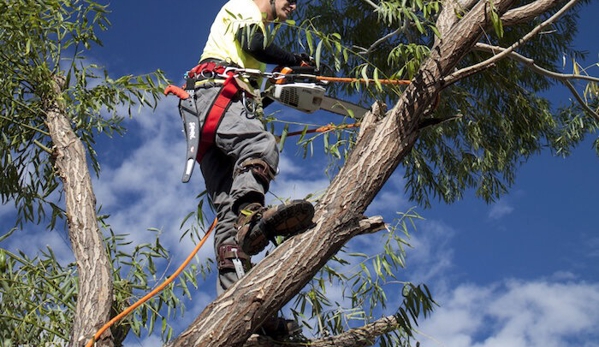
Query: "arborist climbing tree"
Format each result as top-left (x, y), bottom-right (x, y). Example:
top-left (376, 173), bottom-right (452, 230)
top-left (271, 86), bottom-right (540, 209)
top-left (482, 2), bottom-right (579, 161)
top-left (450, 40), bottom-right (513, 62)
top-left (170, 0), bottom-right (315, 340)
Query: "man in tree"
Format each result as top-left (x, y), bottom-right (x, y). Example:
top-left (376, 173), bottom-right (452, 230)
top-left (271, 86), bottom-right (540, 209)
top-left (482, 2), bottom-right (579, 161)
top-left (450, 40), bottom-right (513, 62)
top-left (179, 0), bottom-right (314, 339)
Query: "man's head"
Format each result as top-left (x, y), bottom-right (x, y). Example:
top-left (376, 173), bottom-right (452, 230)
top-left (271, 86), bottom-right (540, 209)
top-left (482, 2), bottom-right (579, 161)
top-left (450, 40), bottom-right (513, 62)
top-left (268, 0), bottom-right (297, 21)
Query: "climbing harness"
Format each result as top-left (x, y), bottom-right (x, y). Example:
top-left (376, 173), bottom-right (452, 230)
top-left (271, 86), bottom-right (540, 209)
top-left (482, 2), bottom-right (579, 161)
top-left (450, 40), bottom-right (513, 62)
top-left (164, 64), bottom-right (412, 182)
top-left (164, 61), bottom-right (258, 183)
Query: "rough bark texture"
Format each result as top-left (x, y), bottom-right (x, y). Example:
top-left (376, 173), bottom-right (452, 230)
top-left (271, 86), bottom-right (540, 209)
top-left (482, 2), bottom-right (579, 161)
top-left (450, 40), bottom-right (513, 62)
top-left (242, 315), bottom-right (404, 347)
top-left (165, 0), bottom-right (539, 346)
top-left (502, 0), bottom-right (565, 25)
top-left (44, 75), bottom-right (114, 347)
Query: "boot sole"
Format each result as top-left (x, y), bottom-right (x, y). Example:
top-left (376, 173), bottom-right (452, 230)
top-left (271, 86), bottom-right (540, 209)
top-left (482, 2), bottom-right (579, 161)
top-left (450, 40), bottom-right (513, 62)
top-left (261, 200), bottom-right (315, 238)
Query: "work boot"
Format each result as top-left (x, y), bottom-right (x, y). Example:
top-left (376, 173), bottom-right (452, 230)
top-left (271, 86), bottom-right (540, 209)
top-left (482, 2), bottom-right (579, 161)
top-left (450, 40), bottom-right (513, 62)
top-left (257, 316), bottom-right (302, 340)
top-left (235, 200), bottom-right (315, 255)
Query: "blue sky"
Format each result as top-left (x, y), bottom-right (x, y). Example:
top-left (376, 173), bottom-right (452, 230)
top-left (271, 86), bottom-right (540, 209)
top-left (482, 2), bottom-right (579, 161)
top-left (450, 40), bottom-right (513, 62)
top-left (2, 1), bottom-right (599, 347)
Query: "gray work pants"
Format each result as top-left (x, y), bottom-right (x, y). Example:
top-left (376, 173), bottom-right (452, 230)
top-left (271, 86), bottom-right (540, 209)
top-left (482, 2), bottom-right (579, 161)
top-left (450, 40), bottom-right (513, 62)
top-left (191, 84), bottom-right (279, 295)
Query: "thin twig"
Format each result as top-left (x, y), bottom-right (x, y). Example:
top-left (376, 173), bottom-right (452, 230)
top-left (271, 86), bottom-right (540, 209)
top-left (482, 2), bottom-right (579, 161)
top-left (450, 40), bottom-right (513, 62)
top-left (474, 43), bottom-right (599, 121)
top-left (443, 0), bottom-right (579, 85)
top-left (361, 0), bottom-right (380, 10)
top-left (0, 114), bottom-right (50, 136)
top-left (474, 43), bottom-right (599, 85)
top-left (356, 28), bottom-right (402, 55)
top-left (33, 139), bottom-right (54, 154)
top-left (564, 80), bottom-right (599, 122)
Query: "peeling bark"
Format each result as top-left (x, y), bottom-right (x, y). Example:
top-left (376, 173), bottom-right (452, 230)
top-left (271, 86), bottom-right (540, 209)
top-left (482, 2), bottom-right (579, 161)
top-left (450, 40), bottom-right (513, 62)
top-left (502, 0), bottom-right (567, 25)
top-left (44, 75), bottom-right (114, 347)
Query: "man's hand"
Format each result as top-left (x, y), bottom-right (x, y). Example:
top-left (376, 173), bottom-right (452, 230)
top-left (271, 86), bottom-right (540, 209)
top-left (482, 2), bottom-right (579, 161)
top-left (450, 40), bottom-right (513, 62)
top-left (294, 53), bottom-right (315, 67)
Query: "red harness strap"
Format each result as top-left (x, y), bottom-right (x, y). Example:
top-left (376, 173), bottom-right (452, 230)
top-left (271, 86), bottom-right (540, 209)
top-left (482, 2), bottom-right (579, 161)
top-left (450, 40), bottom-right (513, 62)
top-left (197, 76), bottom-right (238, 162)
top-left (188, 62), bottom-right (241, 162)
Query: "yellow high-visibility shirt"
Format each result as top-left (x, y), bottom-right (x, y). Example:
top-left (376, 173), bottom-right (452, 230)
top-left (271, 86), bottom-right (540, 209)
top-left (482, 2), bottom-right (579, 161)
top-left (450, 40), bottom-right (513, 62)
top-left (200, 0), bottom-right (267, 71)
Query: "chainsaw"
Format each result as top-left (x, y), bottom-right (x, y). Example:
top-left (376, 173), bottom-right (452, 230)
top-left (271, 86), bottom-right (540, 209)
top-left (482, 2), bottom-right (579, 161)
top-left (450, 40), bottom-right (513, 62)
top-left (266, 82), bottom-right (368, 118)
top-left (263, 66), bottom-right (369, 119)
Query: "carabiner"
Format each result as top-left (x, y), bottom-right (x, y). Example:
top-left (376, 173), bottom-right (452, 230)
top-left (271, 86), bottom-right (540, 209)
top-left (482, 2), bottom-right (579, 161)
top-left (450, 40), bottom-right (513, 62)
top-left (242, 91), bottom-right (258, 117)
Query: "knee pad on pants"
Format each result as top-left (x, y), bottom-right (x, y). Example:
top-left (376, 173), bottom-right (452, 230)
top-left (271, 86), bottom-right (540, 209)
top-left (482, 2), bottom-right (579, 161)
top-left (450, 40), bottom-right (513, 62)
top-left (234, 158), bottom-right (276, 187)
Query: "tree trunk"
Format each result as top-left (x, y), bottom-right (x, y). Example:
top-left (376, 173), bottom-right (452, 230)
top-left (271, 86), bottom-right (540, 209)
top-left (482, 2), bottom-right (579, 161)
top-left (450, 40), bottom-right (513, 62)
top-left (168, 0), bottom-right (517, 346)
top-left (44, 75), bottom-right (114, 347)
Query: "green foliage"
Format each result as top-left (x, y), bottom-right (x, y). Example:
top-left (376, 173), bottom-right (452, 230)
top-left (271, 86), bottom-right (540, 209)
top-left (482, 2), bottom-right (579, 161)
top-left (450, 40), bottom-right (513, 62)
top-left (553, 58), bottom-right (599, 156)
top-left (105, 232), bottom-right (202, 344)
top-left (279, 0), bottom-right (441, 100)
top-left (0, 0), bottom-right (168, 229)
top-left (100, 200), bottom-right (214, 345)
top-left (292, 209), bottom-right (436, 345)
top-left (489, 0), bottom-right (505, 38)
top-left (0, 1), bottom-right (185, 345)
top-left (274, 0), bottom-right (598, 207)
top-left (0, 208), bottom-right (213, 346)
top-left (404, 2), bottom-right (598, 206)
top-left (0, 239), bottom-right (75, 346)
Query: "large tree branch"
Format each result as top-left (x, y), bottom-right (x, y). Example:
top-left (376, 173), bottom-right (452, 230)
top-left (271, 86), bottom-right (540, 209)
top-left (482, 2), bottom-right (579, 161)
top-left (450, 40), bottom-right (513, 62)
top-left (443, 0), bottom-right (578, 85)
top-left (242, 315), bottom-right (408, 347)
top-left (45, 75), bottom-right (114, 347)
top-left (502, 0), bottom-right (567, 26)
top-left (167, 0), bottom-right (516, 346)
top-left (436, 0), bottom-right (478, 45)
top-left (436, 0), bottom-right (566, 46)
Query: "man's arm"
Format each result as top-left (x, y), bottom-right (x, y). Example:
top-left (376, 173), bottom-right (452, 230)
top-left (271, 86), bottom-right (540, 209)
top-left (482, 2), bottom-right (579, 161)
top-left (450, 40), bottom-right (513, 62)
top-left (236, 24), bottom-right (303, 66)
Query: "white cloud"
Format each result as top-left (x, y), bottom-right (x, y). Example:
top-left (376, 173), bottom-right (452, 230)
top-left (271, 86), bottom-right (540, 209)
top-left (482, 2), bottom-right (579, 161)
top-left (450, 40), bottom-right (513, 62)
top-left (93, 98), bottom-right (214, 248)
top-left (549, 271), bottom-right (579, 281)
top-left (584, 235), bottom-right (599, 258)
top-left (405, 219), bottom-right (456, 286)
top-left (417, 279), bottom-right (599, 347)
top-left (3, 227), bottom-right (74, 264)
top-left (488, 199), bottom-right (514, 220)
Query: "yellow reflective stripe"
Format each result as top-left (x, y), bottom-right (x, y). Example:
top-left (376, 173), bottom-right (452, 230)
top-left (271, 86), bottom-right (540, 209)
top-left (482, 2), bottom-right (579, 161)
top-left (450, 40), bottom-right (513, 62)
top-left (194, 79), bottom-right (226, 88)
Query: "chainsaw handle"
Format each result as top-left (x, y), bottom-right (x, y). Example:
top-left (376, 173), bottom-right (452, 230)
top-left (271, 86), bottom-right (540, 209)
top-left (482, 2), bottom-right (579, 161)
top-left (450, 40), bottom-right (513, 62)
top-left (164, 85), bottom-right (190, 100)
top-left (274, 67), bottom-right (293, 84)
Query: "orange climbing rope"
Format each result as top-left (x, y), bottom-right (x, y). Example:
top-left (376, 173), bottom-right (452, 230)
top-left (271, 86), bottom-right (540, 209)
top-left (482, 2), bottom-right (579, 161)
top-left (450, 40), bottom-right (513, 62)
top-left (271, 66), bottom-right (411, 86)
top-left (284, 122), bottom-right (362, 138)
top-left (315, 75), bottom-right (411, 85)
top-left (85, 217), bottom-right (217, 347)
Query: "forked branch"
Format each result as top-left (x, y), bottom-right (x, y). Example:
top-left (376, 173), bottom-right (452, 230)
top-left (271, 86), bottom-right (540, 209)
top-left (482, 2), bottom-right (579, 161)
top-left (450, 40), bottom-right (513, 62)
top-left (474, 43), bottom-right (599, 121)
top-left (443, 0), bottom-right (579, 85)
